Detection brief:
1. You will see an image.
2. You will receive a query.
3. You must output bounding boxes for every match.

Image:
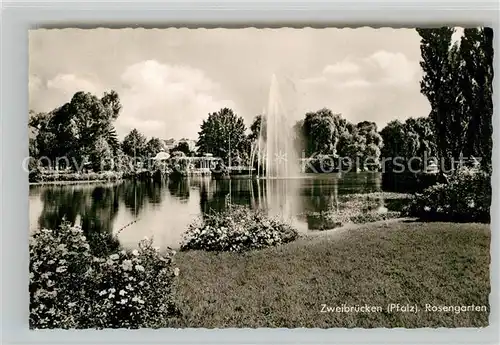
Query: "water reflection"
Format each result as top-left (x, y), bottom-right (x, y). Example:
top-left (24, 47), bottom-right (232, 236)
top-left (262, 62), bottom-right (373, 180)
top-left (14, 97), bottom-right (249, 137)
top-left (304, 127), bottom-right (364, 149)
top-left (261, 178), bottom-right (303, 230)
top-left (32, 184), bottom-right (121, 255)
top-left (29, 172), bottom-right (395, 250)
top-left (168, 178), bottom-right (190, 202)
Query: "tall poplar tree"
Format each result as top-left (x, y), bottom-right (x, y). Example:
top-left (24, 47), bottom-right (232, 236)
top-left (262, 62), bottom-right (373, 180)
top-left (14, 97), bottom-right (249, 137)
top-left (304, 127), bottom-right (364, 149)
top-left (417, 27), bottom-right (493, 170)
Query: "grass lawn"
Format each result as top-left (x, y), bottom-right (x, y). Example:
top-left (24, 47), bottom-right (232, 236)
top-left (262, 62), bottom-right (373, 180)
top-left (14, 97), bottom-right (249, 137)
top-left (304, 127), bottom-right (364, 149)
top-left (169, 221), bottom-right (490, 328)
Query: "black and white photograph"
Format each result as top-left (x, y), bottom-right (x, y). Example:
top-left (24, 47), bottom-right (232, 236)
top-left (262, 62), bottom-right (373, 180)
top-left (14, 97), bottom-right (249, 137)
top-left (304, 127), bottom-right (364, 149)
top-left (28, 27), bottom-right (492, 329)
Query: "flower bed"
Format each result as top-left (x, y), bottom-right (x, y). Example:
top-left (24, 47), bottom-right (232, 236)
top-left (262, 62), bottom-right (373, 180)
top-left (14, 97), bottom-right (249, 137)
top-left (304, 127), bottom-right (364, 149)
top-left (30, 223), bottom-right (179, 329)
top-left (403, 167), bottom-right (491, 223)
top-left (180, 205), bottom-right (299, 252)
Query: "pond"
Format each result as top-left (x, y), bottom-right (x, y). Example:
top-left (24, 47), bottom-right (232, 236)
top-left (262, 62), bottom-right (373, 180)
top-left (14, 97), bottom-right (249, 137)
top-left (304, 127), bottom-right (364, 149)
top-left (29, 172), bottom-right (407, 249)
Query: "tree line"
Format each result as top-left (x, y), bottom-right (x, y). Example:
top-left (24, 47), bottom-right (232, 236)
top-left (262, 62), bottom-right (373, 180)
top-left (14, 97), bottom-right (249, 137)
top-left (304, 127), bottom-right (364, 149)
top-left (29, 27), bottom-right (492, 174)
top-left (27, 96), bottom-right (431, 173)
top-left (28, 91), bottom-right (197, 173)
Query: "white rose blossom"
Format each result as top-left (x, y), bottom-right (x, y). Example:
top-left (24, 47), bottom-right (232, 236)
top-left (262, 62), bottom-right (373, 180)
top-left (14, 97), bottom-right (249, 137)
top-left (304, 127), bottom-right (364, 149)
top-left (122, 260), bottom-right (133, 271)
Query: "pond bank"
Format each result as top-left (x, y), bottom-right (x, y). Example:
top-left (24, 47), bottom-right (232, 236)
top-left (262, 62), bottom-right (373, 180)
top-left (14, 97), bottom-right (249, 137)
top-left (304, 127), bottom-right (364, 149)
top-left (304, 217), bottom-right (418, 237)
top-left (29, 179), bottom-right (124, 186)
top-left (298, 192), bottom-right (412, 231)
top-left (171, 221), bottom-right (490, 328)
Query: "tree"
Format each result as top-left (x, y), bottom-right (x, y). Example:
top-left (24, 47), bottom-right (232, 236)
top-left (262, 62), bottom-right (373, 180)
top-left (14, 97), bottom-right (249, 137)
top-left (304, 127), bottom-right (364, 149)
top-left (170, 141), bottom-right (191, 156)
top-left (302, 108), bottom-right (348, 157)
top-left (343, 130), bottom-right (367, 169)
top-left (417, 27), bottom-right (493, 170)
top-left (99, 91), bottom-right (122, 155)
top-left (356, 121), bottom-right (382, 147)
top-left (303, 109), bottom-right (334, 156)
top-left (104, 126), bottom-right (120, 156)
top-left (249, 115), bottom-right (266, 142)
top-left (380, 117), bottom-right (437, 172)
top-left (29, 111), bottom-right (58, 163)
top-left (66, 91), bottom-right (121, 158)
top-left (296, 109), bottom-right (385, 170)
top-left (170, 151), bottom-right (186, 158)
top-left (89, 137), bottom-right (113, 172)
top-left (101, 90), bottom-right (122, 120)
top-left (380, 120), bottom-right (406, 160)
top-left (336, 132), bottom-right (353, 159)
top-left (417, 27), bottom-right (455, 163)
top-left (292, 119), bottom-right (305, 156)
top-left (405, 117), bottom-right (437, 159)
top-left (122, 129), bottom-right (147, 158)
top-left (355, 121), bottom-right (382, 170)
top-left (196, 108), bottom-right (248, 165)
top-left (28, 90), bottom-right (122, 169)
top-left (145, 137), bottom-right (164, 158)
top-left (459, 28), bottom-right (493, 169)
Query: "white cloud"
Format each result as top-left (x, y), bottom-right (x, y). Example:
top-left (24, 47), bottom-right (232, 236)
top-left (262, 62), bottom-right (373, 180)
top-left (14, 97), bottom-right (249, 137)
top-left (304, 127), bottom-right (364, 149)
top-left (300, 76), bottom-right (328, 85)
top-left (323, 61), bottom-right (360, 75)
top-left (29, 73), bottom-right (102, 112)
top-left (303, 50), bottom-right (419, 89)
top-left (46, 73), bottom-right (100, 96)
top-left (366, 50), bottom-right (418, 85)
top-left (115, 60), bottom-right (236, 140)
top-left (29, 75), bottom-right (42, 94)
top-left (29, 45), bottom-right (425, 142)
top-left (29, 61), bottom-right (237, 140)
top-left (29, 75), bottom-right (43, 107)
top-left (341, 79), bottom-right (372, 88)
top-left (296, 50), bottom-right (428, 127)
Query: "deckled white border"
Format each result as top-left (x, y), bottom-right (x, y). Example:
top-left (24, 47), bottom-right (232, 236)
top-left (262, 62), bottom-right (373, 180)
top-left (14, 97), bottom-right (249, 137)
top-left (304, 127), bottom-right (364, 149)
top-left (1, 1), bottom-right (499, 344)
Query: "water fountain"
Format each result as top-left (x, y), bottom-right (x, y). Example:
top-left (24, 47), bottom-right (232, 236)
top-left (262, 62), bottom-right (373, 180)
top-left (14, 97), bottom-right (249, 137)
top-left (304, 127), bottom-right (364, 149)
top-left (251, 74), bottom-right (301, 179)
top-left (250, 74), bottom-right (304, 227)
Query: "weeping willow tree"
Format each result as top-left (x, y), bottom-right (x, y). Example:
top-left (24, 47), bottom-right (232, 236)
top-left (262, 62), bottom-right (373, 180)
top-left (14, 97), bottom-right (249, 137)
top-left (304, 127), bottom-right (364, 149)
top-left (380, 117), bottom-right (437, 172)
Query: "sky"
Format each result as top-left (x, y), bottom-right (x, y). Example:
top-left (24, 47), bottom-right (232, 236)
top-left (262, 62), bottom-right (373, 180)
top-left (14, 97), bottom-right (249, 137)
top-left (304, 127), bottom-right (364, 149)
top-left (29, 28), bottom-right (437, 141)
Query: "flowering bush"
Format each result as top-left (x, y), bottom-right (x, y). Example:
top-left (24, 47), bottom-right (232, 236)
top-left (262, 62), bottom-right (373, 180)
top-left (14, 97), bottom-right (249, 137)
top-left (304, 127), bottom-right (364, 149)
top-left (180, 205), bottom-right (299, 252)
top-left (30, 223), bottom-right (179, 329)
top-left (403, 167), bottom-right (491, 222)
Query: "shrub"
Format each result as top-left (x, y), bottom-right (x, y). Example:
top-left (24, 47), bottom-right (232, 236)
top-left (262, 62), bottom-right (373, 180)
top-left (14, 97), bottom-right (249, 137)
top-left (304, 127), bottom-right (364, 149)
top-left (180, 205), bottom-right (299, 252)
top-left (30, 223), bottom-right (179, 329)
top-left (381, 171), bottom-right (440, 193)
top-left (403, 167), bottom-right (491, 222)
top-left (29, 167), bottom-right (42, 182)
top-left (349, 211), bottom-right (401, 224)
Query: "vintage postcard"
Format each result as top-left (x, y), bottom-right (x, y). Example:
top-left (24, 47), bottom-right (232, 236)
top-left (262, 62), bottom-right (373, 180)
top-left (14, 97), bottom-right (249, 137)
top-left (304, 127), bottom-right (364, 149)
top-left (28, 27), bottom-right (492, 328)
